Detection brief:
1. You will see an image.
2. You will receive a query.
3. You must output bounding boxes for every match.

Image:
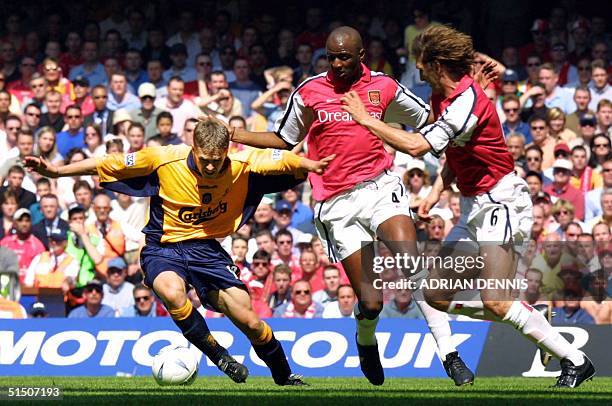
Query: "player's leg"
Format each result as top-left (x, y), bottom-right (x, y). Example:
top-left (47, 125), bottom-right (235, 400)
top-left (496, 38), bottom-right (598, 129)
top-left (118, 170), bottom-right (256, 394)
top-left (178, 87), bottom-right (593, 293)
top-left (478, 243), bottom-right (594, 388)
top-left (150, 270), bottom-right (247, 381)
top-left (314, 194), bottom-right (385, 385)
top-left (141, 244), bottom-right (247, 383)
top-left (210, 286), bottom-right (306, 386)
top-left (377, 214), bottom-right (474, 386)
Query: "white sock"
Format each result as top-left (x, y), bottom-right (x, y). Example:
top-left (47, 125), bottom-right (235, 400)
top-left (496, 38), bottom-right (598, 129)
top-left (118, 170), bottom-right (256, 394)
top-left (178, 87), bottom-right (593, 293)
top-left (354, 303), bottom-right (379, 346)
top-left (413, 289), bottom-right (456, 358)
top-left (503, 301), bottom-right (584, 365)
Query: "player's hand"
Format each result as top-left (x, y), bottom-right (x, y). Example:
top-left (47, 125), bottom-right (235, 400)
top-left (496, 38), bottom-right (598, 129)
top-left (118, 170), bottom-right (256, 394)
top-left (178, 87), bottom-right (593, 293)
top-left (302, 154), bottom-right (336, 174)
top-left (23, 155), bottom-right (59, 178)
top-left (474, 58), bottom-right (498, 90)
top-left (341, 91), bottom-right (372, 125)
top-left (417, 191), bottom-right (441, 222)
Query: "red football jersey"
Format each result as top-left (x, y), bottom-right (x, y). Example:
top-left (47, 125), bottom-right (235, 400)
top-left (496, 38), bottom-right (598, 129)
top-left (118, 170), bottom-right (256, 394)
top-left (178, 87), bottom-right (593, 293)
top-left (426, 76), bottom-right (514, 196)
top-left (274, 64), bottom-right (430, 201)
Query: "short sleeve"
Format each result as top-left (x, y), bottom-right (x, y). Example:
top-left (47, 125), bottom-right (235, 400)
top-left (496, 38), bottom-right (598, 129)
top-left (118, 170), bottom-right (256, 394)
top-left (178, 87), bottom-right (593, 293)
top-left (273, 90), bottom-right (313, 148)
top-left (384, 79), bottom-right (430, 128)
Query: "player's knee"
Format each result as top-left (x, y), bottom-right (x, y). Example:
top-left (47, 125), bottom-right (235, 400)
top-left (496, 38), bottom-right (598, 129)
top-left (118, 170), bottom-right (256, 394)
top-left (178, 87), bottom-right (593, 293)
top-left (155, 284), bottom-right (187, 309)
top-left (358, 300), bottom-right (383, 319)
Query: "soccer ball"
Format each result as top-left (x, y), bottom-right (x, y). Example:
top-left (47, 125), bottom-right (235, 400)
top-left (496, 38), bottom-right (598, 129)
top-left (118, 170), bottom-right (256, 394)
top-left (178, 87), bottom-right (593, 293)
top-left (152, 345), bottom-right (199, 386)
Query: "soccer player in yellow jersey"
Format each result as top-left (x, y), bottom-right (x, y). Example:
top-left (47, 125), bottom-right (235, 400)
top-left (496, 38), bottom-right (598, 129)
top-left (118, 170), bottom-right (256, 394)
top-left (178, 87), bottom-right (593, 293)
top-left (25, 118), bottom-right (334, 386)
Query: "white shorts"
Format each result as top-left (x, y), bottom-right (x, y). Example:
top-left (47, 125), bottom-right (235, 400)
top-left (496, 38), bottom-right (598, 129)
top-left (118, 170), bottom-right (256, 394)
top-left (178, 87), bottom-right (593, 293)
top-left (447, 172), bottom-right (533, 244)
top-left (314, 170), bottom-right (411, 261)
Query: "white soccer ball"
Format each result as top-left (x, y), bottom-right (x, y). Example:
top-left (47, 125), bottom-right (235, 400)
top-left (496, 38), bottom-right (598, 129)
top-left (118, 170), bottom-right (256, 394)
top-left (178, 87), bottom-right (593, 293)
top-left (152, 345), bottom-right (199, 386)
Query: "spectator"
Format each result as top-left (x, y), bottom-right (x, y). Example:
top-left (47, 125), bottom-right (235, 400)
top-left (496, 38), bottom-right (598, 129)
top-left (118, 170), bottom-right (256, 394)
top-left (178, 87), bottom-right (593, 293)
top-left (550, 42), bottom-right (577, 86)
top-left (0, 130), bottom-right (35, 186)
top-left (0, 208), bottom-right (45, 284)
top-left (2, 115), bottom-right (21, 159)
top-left (42, 58), bottom-right (73, 99)
top-left (312, 265), bottom-right (341, 305)
top-left (154, 76), bottom-right (197, 135)
top-left (56, 150), bottom-right (95, 210)
top-left (129, 82), bottom-right (163, 139)
top-left (526, 116), bottom-right (555, 170)
top-left (576, 233), bottom-right (601, 273)
top-left (231, 235), bottom-right (250, 273)
top-left (519, 268), bottom-right (547, 305)
top-left (106, 72), bottom-right (140, 111)
top-left (124, 49), bottom-right (148, 91)
top-left (588, 60), bottom-right (612, 112)
top-left (533, 231), bottom-right (575, 295)
top-left (546, 108), bottom-right (577, 144)
top-left (250, 69), bottom-right (293, 130)
top-left (150, 111), bottom-right (180, 145)
top-left (552, 291), bottom-right (595, 325)
top-left (271, 229), bottom-right (300, 270)
top-left (0, 190), bottom-right (17, 239)
top-left (71, 76), bottom-right (94, 116)
top-left (595, 99), bottom-right (611, 136)
top-left (31, 194), bottom-right (69, 249)
top-left (24, 228), bottom-right (79, 288)
top-left (6, 56), bottom-right (37, 103)
top-left (85, 194), bottom-right (126, 277)
top-left (322, 284), bottom-right (356, 318)
top-left (255, 229), bottom-right (275, 255)
top-left (83, 85), bottom-right (114, 136)
top-left (588, 134), bottom-right (611, 171)
top-left (219, 46), bottom-right (237, 83)
top-left (279, 186), bottom-right (314, 232)
top-left (268, 264), bottom-right (292, 310)
top-left (585, 159), bottom-right (612, 222)
top-left (146, 59), bottom-right (167, 95)
top-left (102, 257), bottom-right (135, 314)
top-left (507, 133), bottom-right (526, 166)
top-left (82, 124), bottom-right (106, 158)
top-left (544, 159), bottom-right (585, 221)
top-left (165, 11), bottom-right (200, 67)
top-left (22, 73), bottom-right (47, 109)
top-left (271, 200), bottom-right (305, 242)
top-left (537, 63), bottom-right (574, 114)
top-left (229, 58), bottom-right (262, 117)
top-left (29, 301), bottom-right (48, 318)
top-left (586, 189), bottom-right (612, 233)
top-left (23, 103), bottom-right (42, 132)
top-left (292, 44), bottom-right (314, 85)
top-left (181, 117), bottom-right (197, 146)
top-left (39, 90), bottom-right (64, 133)
top-left (296, 250), bottom-right (324, 291)
top-left (142, 26), bottom-right (171, 69)
top-left (68, 279), bottom-right (115, 318)
top-left (502, 95), bottom-right (531, 143)
top-left (59, 31), bottom-right (83, 74)
top-left (566, 87), bottom-right (594, 134)
top-left (246, 249), bottom-right (273, 318)
top-left (163, 43), bottom-right (197, 83)
top-left (592, 222), bottom-right (611, 243)
top-left (65, 204), bottom-right (101, 285)
top-left (28, 178), bottom-right (51, 224)
top-left (581, 270), bottom-right (612, 324)
top-left (0, 166), bottom-right (36, 209)
top-left (56, 105), bottom-right (85, 157)
top-left (380, 287), bottom-right (424, 319)
top-left (577, 113), bottom-right (597, 148)
top-left (126, 123), bottom-right (146, 153)
top-left (119, 284), bottom-right (159, 317)
top-left (35, 127), bottom-right (64, 165)
top-left (273, 279), bottom-right (323, 318)
top-left (571, 145), bottom-right (602, 193)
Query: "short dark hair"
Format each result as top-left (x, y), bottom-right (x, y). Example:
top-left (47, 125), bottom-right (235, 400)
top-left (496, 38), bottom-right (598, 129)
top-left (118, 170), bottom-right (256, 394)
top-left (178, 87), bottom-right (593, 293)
top-left (7, 165), bottom-right (25, 176)
top-left (73, 180), bottom-right (92, 194)
top-left (525, 144), bottom-right (544, 156)
top-left (36, 178), bottom-right (51, 187)
top-left (274, 229), bottom-right (293, 243)
top-left (525, 171), bottom-right (542, 182)
top-left (252, 249), bottom-right (271, 262)
top-left (156, 111), bottom-right (173, 125)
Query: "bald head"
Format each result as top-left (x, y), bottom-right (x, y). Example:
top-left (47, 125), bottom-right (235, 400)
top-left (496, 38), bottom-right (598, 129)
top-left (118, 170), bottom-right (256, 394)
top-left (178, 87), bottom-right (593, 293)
top-left (326, 26), bottom-right (363, 53)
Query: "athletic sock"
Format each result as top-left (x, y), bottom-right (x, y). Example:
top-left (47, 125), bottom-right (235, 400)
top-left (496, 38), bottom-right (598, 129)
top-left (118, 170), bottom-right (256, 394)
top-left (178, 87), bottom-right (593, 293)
top-left (169, 300), bottom-right (228, 365)
top-left (503, 301), bottom-right (584, 365)
top-left (413, 289), bottom-right (456, 358)
top-left (354, 302), bottom-right (380, 346)
top-left (251, 321), bottom-right (291, 385)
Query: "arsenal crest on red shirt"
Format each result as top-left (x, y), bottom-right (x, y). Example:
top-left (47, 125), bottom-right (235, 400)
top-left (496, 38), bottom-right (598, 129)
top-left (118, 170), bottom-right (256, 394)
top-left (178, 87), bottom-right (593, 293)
top-left (368, 90), bottom-right (381, 106)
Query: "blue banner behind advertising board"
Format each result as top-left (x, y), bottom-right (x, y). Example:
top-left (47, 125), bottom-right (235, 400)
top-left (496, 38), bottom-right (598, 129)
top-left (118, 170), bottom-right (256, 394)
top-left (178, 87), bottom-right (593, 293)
top-left (0, 319), bottom-right (489, 377)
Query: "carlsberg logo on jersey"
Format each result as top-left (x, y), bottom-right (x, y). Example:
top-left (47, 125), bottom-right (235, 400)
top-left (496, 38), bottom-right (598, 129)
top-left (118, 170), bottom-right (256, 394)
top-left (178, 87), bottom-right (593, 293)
top-left (317, 110), bottom-right (383, 123)
top-left (0, 319), bottom-right (489, 377)
top-left (178, 202), bottom-right (228, 224)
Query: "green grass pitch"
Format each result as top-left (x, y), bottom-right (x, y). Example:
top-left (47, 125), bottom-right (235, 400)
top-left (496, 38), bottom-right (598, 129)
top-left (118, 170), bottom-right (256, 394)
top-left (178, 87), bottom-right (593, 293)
top-left (1, 376), bottom-right (610, 405)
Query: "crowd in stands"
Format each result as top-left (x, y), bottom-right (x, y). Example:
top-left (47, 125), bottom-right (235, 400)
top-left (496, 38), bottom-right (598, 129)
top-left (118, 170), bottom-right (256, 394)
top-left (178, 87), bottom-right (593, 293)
top-left (0, 1), bottom-right (610, 324)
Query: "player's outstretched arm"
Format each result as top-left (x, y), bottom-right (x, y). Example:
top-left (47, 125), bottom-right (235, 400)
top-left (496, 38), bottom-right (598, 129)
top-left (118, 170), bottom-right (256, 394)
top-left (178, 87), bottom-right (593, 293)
top-left (299, 154), bottom-right (336, 175)
top-left (24, 155), bottom-right (98, 178)
top-left (341, 91), bottom-right (432, 157)
top-left (417, 162), bottom-right (455, 221)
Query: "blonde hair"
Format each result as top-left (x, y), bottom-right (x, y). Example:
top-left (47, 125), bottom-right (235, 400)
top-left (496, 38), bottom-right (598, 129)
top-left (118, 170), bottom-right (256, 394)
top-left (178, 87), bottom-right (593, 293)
top-left (552, 199), bottom-right (575, 216)
top-left (35, 126), bottom-right (60, 160)
top-left (193, 117), bottom-right (230, 151)
top-left (546, 107), bottom-right (566, 124)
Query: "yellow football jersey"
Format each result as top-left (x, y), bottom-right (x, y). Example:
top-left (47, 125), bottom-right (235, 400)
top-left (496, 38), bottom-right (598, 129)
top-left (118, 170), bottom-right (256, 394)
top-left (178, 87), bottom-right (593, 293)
top-left (96, 145), bottom-right (305, 243)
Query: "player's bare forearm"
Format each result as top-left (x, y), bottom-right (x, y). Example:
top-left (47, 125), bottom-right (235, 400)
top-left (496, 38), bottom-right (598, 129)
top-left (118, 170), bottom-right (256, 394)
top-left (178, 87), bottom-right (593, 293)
top-left (24, 156), bottom-right (98, 178)
top-left (360, 117), bottom-right (431, 157)
top-left (231, 129), bottom-right (291, 149)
